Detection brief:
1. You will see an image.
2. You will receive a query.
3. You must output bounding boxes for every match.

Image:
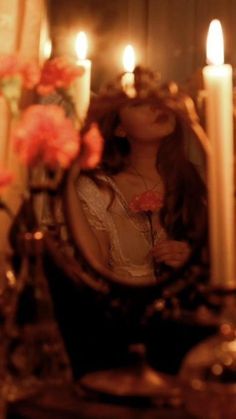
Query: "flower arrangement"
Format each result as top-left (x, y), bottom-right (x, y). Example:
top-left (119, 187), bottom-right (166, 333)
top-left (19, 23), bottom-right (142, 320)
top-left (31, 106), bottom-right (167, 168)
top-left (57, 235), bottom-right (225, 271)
top-left (37, 56), bottom-right (84, 96)
top-left (0, 53), bottom-right (40, 115)
top-left (0, 53), bottom-right (104, 242)
top-left (12, 104), bottom-right (79, 169)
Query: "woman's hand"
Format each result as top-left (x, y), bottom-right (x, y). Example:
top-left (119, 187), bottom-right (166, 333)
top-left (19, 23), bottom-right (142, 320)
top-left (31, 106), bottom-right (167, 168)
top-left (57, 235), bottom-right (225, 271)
top-left (152, 239), bottom-right (191, 269)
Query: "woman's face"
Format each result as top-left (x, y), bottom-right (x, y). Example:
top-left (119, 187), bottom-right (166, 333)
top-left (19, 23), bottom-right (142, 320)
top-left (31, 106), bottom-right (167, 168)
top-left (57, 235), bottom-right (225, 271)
top-left (119, 103), bottom-right (176, 143)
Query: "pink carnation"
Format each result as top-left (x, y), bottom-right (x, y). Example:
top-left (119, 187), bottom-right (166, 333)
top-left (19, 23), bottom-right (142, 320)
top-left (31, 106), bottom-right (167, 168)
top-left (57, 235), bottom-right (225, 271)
top-left (37, 56), bottom-right (85, 95)
top-left (12, 104), bottom-right (80, 168)
top-left (0, 54), bottom-right (40, 88)
top-left (80, 123), bottom-right (104, 169)
top-left (129, 190), bottom-right (163, 213)
top-left (0, 168), bottom-right (13, 194)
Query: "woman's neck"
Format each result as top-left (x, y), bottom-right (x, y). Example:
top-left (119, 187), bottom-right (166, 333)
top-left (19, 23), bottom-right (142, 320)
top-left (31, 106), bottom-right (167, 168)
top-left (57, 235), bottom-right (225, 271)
top-left (128, 141), bottom-right (160, 177)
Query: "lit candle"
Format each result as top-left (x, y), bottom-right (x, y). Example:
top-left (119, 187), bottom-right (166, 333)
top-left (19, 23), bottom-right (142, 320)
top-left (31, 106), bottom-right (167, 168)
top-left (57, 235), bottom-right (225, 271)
top-left (42, 38), bottom-right (52, 61)
top-left (203, 19), bottom-right (235, 287)
top-left (39, 2), bottom-right (51, 65)
top-left (0, 0), bottom-right (20, 53)
top-left (74, 31), bottom-right (91, 124)
top-left (19, 0), bottom-right (44, 60)
top-left (121, 45), bottom-right (136, 98)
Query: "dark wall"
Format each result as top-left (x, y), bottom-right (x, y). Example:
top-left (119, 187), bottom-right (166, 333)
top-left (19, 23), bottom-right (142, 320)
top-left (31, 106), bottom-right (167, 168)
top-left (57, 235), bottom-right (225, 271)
top-left (47, 0), bottom-right (236, 90)
top-left (47, 0), bottom-right (133, 91)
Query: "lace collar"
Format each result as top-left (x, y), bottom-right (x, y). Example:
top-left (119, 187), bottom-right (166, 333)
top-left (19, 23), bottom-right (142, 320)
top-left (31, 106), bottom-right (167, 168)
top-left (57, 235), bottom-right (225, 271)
top-left (97, 174), bottom-right (151, 235)
top-left (98, 174), bottom-right (136, 214)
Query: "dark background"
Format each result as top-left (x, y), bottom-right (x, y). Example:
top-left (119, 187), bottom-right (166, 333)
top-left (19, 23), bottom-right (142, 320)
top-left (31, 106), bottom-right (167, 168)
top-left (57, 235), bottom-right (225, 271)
top-left (46, 0), bottom-right (236, 91)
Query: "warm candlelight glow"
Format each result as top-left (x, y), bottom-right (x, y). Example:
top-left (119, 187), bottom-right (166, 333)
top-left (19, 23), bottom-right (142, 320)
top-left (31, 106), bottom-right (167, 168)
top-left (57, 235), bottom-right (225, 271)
top-left (203, 19), bottom-right (235, 287)
top-left (73, 31), bottom-right (91, 125)
top-left (121, 45), bottom-right (136, 97)
top-left (207, 19), bottom-right (224, 65)
top-left (75, 31), bottom-right (88, 60)
top-left (123, 45), bottom-right (135, 72)
top-left (43, 38), bottom-right (52, 60)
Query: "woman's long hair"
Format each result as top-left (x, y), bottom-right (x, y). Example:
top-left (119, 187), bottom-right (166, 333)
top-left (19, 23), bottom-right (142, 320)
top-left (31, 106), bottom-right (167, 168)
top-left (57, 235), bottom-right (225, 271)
top-left (156, 119), bottom-right (207, 250)
top-left (84, 98), bottom-right (208, 255)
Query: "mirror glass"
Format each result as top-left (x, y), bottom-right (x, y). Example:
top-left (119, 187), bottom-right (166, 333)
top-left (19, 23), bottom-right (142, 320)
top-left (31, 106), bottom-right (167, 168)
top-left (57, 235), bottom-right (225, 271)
top-left (42, 0), bottom-right (221, 283)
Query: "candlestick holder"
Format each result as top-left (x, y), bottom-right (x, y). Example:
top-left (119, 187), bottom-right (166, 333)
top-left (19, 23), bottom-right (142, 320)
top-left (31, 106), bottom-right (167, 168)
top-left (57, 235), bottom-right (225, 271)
top-left (179, 285), bottom-right (236, 419)
top-left (70, 264), bottom-right (209, 405)
top-left (78, 342), bottom-right (181, 406)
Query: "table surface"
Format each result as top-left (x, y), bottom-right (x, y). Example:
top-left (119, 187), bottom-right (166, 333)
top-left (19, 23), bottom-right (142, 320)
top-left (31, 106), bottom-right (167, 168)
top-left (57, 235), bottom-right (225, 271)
top-left (8, 384), bottom-right (195, 419)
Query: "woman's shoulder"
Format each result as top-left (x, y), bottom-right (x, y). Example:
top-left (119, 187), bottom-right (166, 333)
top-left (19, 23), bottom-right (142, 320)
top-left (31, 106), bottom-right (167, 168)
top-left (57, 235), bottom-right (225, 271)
top-left (77, 172), bottom-right (111, 191)
top-left (77, 172), bottom-right (113, 206)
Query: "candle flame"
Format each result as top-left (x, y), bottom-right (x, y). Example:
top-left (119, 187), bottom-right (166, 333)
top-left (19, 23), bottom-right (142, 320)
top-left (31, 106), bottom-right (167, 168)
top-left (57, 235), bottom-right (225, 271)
top-left (207, 19), bottom-right (224, 65)
top-left (123, 45), bottom-right (135, 72)
top-left (43, 39), bottom-right (52, 60)
top-left (75, 31), bottom-right (88, 60)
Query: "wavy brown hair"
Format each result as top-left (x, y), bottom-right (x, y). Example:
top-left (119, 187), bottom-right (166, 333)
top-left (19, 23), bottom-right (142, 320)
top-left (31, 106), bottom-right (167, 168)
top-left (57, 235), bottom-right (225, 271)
top-left (84, 99), bottom-right (207, 256)
top-left (156, 119), bottom-right (207, 250)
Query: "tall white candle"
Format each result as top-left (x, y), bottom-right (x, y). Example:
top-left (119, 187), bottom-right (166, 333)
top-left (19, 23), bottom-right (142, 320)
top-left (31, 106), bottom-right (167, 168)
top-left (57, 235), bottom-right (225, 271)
top-left (39, 16), bottom-right (52, 65)
top-left (74, 31), bottom-right (91, 125)
top-left (0, 0), bottom-right (20, 54)
top-left (121, 44), bottom-right (136, 98)
top-left (19, 0), bottom-right (44, 60)
top-left (203, 20), bottom-right (235, 287)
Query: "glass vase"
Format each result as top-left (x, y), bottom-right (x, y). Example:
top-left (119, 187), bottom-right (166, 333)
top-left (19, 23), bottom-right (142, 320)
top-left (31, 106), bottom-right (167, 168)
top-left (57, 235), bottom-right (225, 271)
top-left (3, 230), bottom-right (72, 402)
top-left (0, 252), bottom-right (17, 418)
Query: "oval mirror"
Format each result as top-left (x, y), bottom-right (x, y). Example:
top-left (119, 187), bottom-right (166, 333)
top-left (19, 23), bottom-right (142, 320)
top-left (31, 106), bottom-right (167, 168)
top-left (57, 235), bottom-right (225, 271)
top-left (43, 65), bottom-right (208, 295)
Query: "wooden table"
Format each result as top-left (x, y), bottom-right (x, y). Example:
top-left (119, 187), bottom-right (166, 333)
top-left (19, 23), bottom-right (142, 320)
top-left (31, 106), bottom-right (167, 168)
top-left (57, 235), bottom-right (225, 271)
top-left (8, 385), bottom-right (195, 419)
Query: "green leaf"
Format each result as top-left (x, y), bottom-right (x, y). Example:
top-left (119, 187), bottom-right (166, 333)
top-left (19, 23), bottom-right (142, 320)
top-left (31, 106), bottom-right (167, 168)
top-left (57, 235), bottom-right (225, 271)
top-left (0, 76), bottom-right (22, 116)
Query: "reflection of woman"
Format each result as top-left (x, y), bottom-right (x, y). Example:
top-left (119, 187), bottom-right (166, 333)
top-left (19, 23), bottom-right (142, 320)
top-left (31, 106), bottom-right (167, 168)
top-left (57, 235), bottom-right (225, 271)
top-left (65, 81), bottom-right (207, 282)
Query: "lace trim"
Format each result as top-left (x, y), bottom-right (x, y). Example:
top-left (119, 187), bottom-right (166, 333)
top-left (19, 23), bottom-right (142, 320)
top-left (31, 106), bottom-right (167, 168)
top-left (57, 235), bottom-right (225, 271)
top-left (104, 175), bottom-right (167, 245)
top-left (104, 175), bottom-right (150, 233)
top-left (77, 175), bottom-right (109, 231)
top-left (77, 174), bottom-right (166, 278)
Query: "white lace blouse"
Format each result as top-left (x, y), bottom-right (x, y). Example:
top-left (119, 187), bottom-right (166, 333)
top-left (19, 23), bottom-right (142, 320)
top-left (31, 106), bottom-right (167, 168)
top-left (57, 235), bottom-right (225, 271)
top-left (77, 174), bottom-right (167, 281)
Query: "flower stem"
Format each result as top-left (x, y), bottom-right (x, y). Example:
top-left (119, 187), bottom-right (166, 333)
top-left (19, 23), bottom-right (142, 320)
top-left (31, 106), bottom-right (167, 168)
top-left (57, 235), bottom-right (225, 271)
top-left (146, 211), bottom-right (161, 278)
top-left (146, 211), bottom-right (155, 247)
